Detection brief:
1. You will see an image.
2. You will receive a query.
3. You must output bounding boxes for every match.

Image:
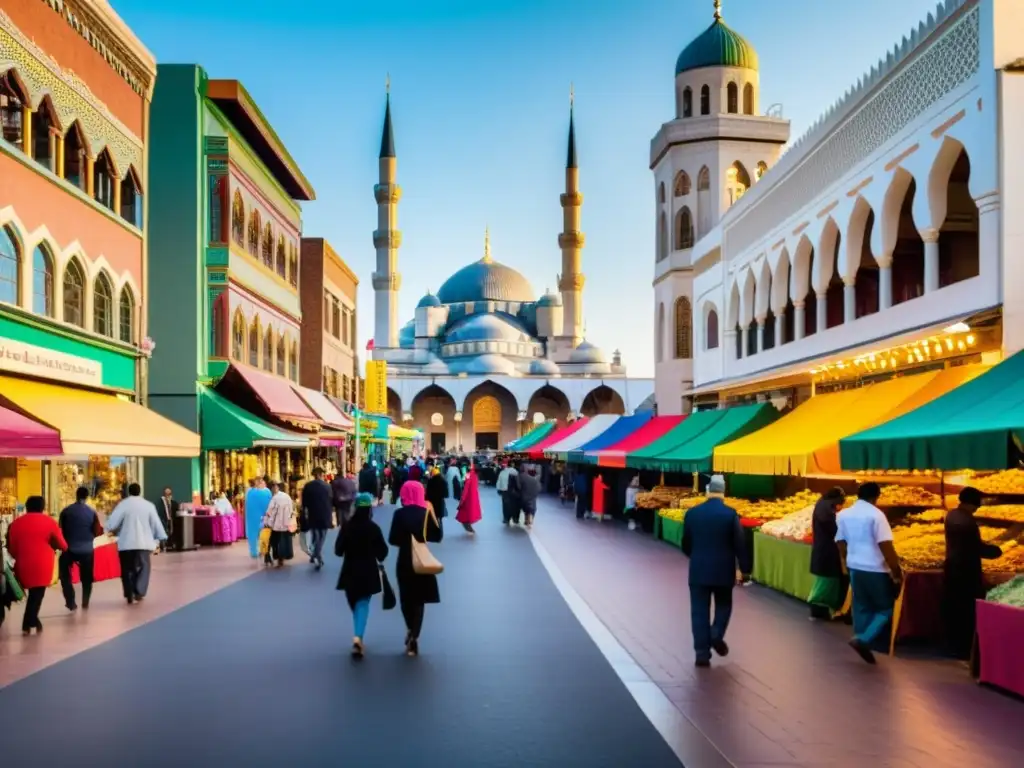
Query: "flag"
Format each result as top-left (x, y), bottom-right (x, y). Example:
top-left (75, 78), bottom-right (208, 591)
top-left (366, 339), bottom-right (374, 351)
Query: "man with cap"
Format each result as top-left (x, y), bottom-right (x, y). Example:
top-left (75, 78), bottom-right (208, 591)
top-left (681, 475), bottom-right (750, 667)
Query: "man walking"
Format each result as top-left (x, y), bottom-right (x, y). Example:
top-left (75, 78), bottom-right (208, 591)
top-left (573, 470), bottom-right (590, 520)
top-left (518, 466), bottom-right (541, 528)
top-left (331, 470), bottom-right (357, 526)
top-left (105, 483), bottom-right (167, 604)
top-left (496, 460), bottom-right (519, 525)
top-left (58, 486), bottom-right (102, 611)
top-left (836, 482), bottom-right (903, 664)
top-left (681, 475), bottom-right (750, 668)
top-left (301, 467), bottom-right (333, 570)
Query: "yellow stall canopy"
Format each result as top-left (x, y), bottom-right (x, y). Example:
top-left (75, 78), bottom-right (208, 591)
top-left (0, 376), bottom-right (201, 458)
top-left (713, 365), bottom-right (985, 476)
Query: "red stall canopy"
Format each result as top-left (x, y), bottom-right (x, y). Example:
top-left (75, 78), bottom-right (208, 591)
top-left (591, 415), bottom-right (686, 468)
top-left (527, 418), bottom-right (590, 459)
top-left (0, 405), bottom-right (63, 457)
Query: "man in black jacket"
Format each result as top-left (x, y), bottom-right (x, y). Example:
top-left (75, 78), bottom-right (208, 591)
top-left (681, 475), bottom-right (751, 667)
top-left (58, 486), bottom-right (101, 611)
top-left (300, 468), bottom-right (333, 570)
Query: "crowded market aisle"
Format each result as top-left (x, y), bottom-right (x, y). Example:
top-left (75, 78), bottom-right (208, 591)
top-left (529, 493), bottom-right (1024, 767)
top-left (0, 497), bottom-right (682, 768)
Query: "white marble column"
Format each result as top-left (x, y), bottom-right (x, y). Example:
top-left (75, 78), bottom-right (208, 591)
top-left (774, 314), bottom-right (785, 346)
top-left (921, 230), bottom-right (940, 294)
top-left (739, 326), bottom-right (749, 358)
top-left (724, 329), bottom-right (738, 360)
top-left (756, 319), bottom-right (766, 353)
top-left (843, 281), bottom-right (856, 324)
top-left (815, 292), bottom-right (827, 333)
top-left (793, 302), bottom-right (805, 342)
top-left (878, 261), bottom-right (893, 310)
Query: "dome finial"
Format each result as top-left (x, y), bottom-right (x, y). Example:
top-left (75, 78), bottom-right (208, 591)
top-left (713, 0), bottom-right (722, 21)
top-left (482, 226), bottom-right (492, 263)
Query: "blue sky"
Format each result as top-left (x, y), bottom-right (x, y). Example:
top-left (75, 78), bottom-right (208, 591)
top-left (114, 0), bottom-right (944, 377)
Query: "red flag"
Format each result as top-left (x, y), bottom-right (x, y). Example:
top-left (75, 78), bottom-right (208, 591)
top-left (366, 339), bottom-right (375, 351)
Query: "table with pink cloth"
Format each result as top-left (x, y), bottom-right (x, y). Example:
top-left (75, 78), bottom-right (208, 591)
top-left (191, 510), bottom-right (241, 546)
top-left (976, 600), bottom-right (1024, 697)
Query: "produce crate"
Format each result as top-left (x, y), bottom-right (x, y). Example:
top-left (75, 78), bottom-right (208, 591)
top-left (752, 531), bottom-right (814, 602)
top-left (660, 518), bottom-right (684, 548)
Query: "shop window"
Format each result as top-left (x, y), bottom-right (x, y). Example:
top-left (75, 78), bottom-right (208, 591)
top-left (32, 245), bottom-right (54, 317)
top-left (248, 323), bottom-right (259, 366)
top-left (0, 70), bottom-right (26, 150)
top-left (32, 98), bottom-right (58, 172)
top-left (0, 226), bottom-right (19, 306)
top-left (63, 122), bottom-right (88, 190)
top-left (63, 258), bottom-right (85, 326)
top-left (261, 223), bottom-right (274, 269)
top-left (232, 191), bottom-right (245, 244)
top-left (119, 286), bottom-right (135, 343)
top-left (93, 150), bottom-right (116, 211)
top-left (247, 209), bottom-right (261, 255)
top-left (93, 273), bottom-right (114, 337)
top-left (276, 336), bottom-right (285, 376)
top-left (262, 329), bottom-right (274, 372)
top-left (121, 168), bottom-right (143, 228)
top-left (276, 236), bottom-right (286, 278)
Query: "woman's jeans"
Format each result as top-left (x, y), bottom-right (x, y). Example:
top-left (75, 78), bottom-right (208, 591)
top-left (352, 597), bottom-right (371, 638)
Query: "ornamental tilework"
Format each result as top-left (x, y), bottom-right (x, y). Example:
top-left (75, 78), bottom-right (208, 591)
top-left (0, 11), bottom-right (143, 174)
top-left (729, 7), bottom-right (980, 255)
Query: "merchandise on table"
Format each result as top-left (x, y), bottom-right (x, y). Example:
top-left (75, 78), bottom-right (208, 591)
top-left (986, 543), bottom-right (1024, 573)
top-left (891, 522), bottom-right (1007, 571)
top-left (658, 507), bottom-right (684, 522)
top-left (759, 506), bottom-right (814, 543)
top-left (635, 486), bottom-right (691, 510)
top-left (986, 575), bottom-right (1024, 608)
top-left (972, 468), bottom-right (1024, 495)
top-left (841, 485), bottom-right (943, 509)
top-left (974, 504), bottom-right (1024, 523)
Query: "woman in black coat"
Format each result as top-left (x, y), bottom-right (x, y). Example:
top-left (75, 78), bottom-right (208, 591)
top-left (387, 481), bottom-right (443, 656)
top-left (425, 468), bottom-right (449, 520)
top-left (335, 493), bottom-right (389, 658)
top-left (809, 487), bottom-right (848, 620)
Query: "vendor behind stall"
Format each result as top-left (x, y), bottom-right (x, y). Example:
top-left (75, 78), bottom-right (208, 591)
top-left (809, 487), bottom-right (848, 621)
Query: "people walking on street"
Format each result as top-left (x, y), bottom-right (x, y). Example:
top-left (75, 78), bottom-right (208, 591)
top-left (154, 486), bottom-right (178, 553)
top-left (943, 486), bottom-right (1003, 659)
top-left (300, 467), bottom-right (333, 570)
top-left (496, 460), bottom-right (520, 525)
top-left (331, 471), bottom-right (357, 526)
top-left (518, 466), bottom-right (541, 528)
top-left (425, 465), bottom-right (448, 522)
top-left (58, 486), bottom-right (102, 611)
top-left (358, 462), bottom-right (378, 500)
top-left (836, 482), bottom-right (903, 664)
top-left (809, 487), bottom-right (849, 620)
top-left (456, 465), bottom-right (482, 535)
top-left (388, 481), bottom-right (443, 656)
top-left (263, 481), bottom-right (296, 567)
top-left (244, 476), bottom-right (272, 558)
top-left (105, 483), bottom-right (167, 605)
top-left (335, 493), bottom-right (390, 658)
top-left (6, 495), bottom-right (67, 634)
top-left (681, 475), bottom-right (750, 667)
top-left (573, 470), bottom-right (590, 519)
top-left (445, 459), bottom-right (462, 517)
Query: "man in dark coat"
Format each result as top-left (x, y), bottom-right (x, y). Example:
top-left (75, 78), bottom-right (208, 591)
top-left (300, 467), bottom-right (333, 570)
top-left (518, 467), bottom-right (541, 528)
top-left (358, 462), bottom-right (378, 497)
top-left (331, 472), bottom-right (357, 526)
top-left (425, 468), bottom-right (449, 520)
top-left (944, 486), bottom-right (1003, 659)
top-left (573, 470), bottom-right (590, 520)
top-left (681, 475), bottom-right (751, 667)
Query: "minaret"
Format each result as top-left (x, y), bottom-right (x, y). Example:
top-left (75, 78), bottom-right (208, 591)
top-left (558, 85), bottom-right (585, 343)
top-left (372, 77), bottom-right (402, 350)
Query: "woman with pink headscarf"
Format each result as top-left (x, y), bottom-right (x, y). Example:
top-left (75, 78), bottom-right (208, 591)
top-left (456, 465), bottom-right (482, 535)
top-left (387, 480), bottom-right (443, 656)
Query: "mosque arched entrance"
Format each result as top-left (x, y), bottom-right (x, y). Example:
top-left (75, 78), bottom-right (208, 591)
top-left (526, 384), bottom-right (570, 427)
top-left (465, 382), bottom-right (517, 451)
top-left (411, 385), bottom-right (457, 454)
top-left (581, 385), bottom-right (626, 417)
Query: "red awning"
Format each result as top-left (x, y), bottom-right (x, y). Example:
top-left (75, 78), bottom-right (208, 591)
top-left (0, 405), bottom-right (63, 457)
top-left (593, 415), bottom-right (687, 468)
top-left (293, 385), bottom-right (354, 430)
top-left (527, 418), bottom-right (590, 459)
top-left (217, 365), bottom-right (318, 424)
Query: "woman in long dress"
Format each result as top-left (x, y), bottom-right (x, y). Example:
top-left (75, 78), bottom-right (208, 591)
top-left (387, 481), bottom-right (443, 656)
top-left (263, 481), bottom-right (295, 567)
top-left (456, 465), bottom-right (482, 535)
top-left (591, 474), bottom-right (609, 521)
top-left (335, 493), bottom-right (389, 658)
top-left (425, 465), bottom-right (448, 523)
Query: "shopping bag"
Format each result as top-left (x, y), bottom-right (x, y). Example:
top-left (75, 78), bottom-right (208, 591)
top-left (379, 565), bottom-right (397, 611)
top-left (411, 508), bottom-right (443, 575)
top-left (258, 527), bottom-right (272, 556)
top-left (297, 530), bottom-right (310, 557)
top-left (3, 562), bottom-right (24, 602)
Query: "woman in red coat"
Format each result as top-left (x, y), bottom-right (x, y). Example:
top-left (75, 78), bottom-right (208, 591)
top-left (591, 474), bottom-right (610, 521)
top-left (6, 495), bottom-right (67, 634)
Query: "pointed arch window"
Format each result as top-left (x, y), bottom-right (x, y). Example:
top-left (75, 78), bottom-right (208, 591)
top-left (658, 182), bottom-right (666, 204)
top-left (675, 207), bottom-right (694, 250)
top-left (700, 85), bottom-right (710, 115)
top-left (674, 297), bottom-right (692, 359)
top-left (0, 70), bottom-right (27, 150)
top-left (290, 340), bottom-right (299, 381)
top-left (727, 82), bottom-right (738, 114)
top-left (657, 212), bottom-right (668, 262)
top-left (232, 191), bottom-right (246, 244)
top-left (0, 226), bottom-right (19, 306)
top-left (743, 83), bottom-right (754, 115)
top-left (63, 259), bottom-right (85, 327)
top-left (706, 308), bottom-right (720, 350)
top-left (32, 98), bottom-right (58, 172)
top-left (262, 328), bottom-right (274, 372)
top-left (94, 150), bottom-right (116, 210)
top-left (63, 122), bottom-right (88, 190)
top-left (673, 171), bottom-right (690, 197)
top-left (118, 286), bottom-right (135, 343)
top-left (32, 245), bottom-right (54, 317)
top-left (262, 223), bottom-right (274, 268)
top-left (276, 236), bottom-right (286, 277)
top-left (247, 209), bottom-right (261, 255)
top-left (697, 167), bottom-right (710, 191)
top-left (231, 313), bottom-right (245, 360)
top-left (248, 322), bottom-right (260, 367)
top-left (121, 168), bottom-right (143, 228)
top-left (276, 336), bottom-right (286, 376)
top-left (756, 161), bottom-right (768, 181)
top-left (288, 244), bottom-right (298, 287)
top-left (93, 274), bottom-right (114, 337)
top-left (682, 87), bottom-right (693, 118)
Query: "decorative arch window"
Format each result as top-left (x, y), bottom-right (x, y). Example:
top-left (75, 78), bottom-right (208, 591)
top-left (248, 322), bottom-right (260, 367)
top-left (262, 328), bottom-right (274, 372)
top-left (93, 149), bottom-right (116, 210)
top-left (743, 83), bottom-right (754, 115)
top-left (755, 161), bottom-right (768, 181)
top-left (232, 191), bottom-right (245, 244)
top-left (208, 175), bottom-right (226, 243)
top-left (276, 236), bottom-right (286, 278)
top-left (700, 85), bottom-right (710, 115)
top-left (0, 226), bottom-right (19, 306)
top-left (32, 97), bottom-right (58, 171)
top-left (0, 70), bottom-right (27, 150)
top-left (276, 335), bottom-right (286, 376)
top-left (674, 297), bottom-right (692, 359)
top-left (32, 245), bottom-right (54, 317)
top-left (675, 207), bottom-right (694, 250)
top-left (673, 171), bottom-right (690, 197)
top-left (63, 122), bottom-right (88, 190)
top-left (697, 166), bottom-right (711, 191)
top-left (231, 313), bottom-right (245, 360)
top-left (657, 212), bottom-right (668, 262)
top-left (658, 182), bottom-right (666, 204)
top-left (288, 244), bottom-right (298, 287)
top-left (726, 161), bottom-right (751, 205)
top-left (727, 82), bottom-right (739, 114)
top-left (121, 167), bottom-right (143, 228)
top-left (63, 258), bottom-right (85, 326)
top-left (261, 223), bottom-right (274, 268)
top-left (290, 340), bottom-right (299, 381)
top-left (247, 209), bottom-right (261, 255)
top-left (118, 286), bottom-right (135, 343)
top-left (93, 273), bottom-right (114, 337)
top-left (706, 308), bottom-right (720, 349)
top-left (682, 87), bottom-right (693, 118)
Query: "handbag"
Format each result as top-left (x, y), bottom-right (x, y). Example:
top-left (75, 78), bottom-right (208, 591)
top-left (379, 565), bottom-right (396, 610)
top-left (411, 508), bottom-right (443, 575)
top-left (3, 561), bottom-right (23, 602)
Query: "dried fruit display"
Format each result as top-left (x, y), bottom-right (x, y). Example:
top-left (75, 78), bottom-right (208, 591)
top-left (974, 468), bottom-right (1024, 495)
top-left (987, 542), bottom-right (1024, 573)
top-left (891, 523), bottom-right (1009, 571)
top-left (975, 505), bottom-right (1024, 523)
top-left (986, 575), bottom-right (1024, 607)
top-left (760, 506), bottom-right (814, 542)
top-left (636, 486), bottom-right (691, 510)
top-left (658, 507), bottom-right (684, 522)
top-left (876, 485), bottom-right (943, 508)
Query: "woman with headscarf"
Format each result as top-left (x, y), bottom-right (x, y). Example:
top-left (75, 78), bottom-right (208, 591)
top-left (808, 487), bottom-right (848, 620)
top-left (425, 465), bottom-right (448, 522)
top-left (456, 465), bottom-right (482, 535)
top-left (335, 493), bottom-right (389, 658)
top-left (388, 481), bottom-right (443, 656)
top-left (262, 480), bottom-right (295, 567)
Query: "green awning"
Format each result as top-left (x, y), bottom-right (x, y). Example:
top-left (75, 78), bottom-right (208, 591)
top-left (626, 409), bottom-right (728, 469)
top-left (840, 352), bottom-right (1024, 471)
top-left (628, 403), bottom-right (779, 473)
top-left (507, 420), bottom-right (556, 451)
top-left (200, 387), bottom-right (310, 451)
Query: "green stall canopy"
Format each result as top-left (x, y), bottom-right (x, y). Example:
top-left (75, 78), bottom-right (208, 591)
top-left (840, 353), bottom-right (1024, 471)
top-left (507, 420), bottom-right (556, 451)
top-left (200, 387), bottom-right (310, 451)
top-left (626, 409), bottom-right (727, 470)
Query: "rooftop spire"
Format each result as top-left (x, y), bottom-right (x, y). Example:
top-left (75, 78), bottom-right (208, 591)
top-left (379, 75), bottom-right (395, 159)
top-left (566, 84), bottom-right (577, 169)
top-left (713, 0), bottom-right (722, 21)
top-left (482, 226), bottom-right (492, 263)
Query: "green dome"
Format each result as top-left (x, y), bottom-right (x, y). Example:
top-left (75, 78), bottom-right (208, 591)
top-left (675, 16), bottom-right (758, 75)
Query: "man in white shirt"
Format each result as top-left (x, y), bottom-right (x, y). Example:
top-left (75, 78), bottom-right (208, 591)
top-left (105, 483), bottom-right (167, 605)
top-left (496, 461), bottom-right (520, 525)
top-left (835, 482), bottom-right (903, 664)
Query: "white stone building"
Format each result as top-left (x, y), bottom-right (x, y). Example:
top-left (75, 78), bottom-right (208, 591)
top-left (653, 0), bottom-right (1024, 410)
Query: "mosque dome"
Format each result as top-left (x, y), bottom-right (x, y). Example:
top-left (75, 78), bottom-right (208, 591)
top-left (675, 3), bottom-right (758, 75)
top-left (436, 258), bottom-right (536, 305)
top-left (447, 353), bottom-right (518, 376)
top-left (537, 292), bottom-right (562, 307)
top-left (417, 292), bottom-right (442, 308)
top-left (399, 319), bottom-right (416, 348)
top-left (570, 340), bottom-right (608, 365)
top-left (529, 358), bottom-right (561, 376)
top-left (445, 313), bottom-right (532, 344)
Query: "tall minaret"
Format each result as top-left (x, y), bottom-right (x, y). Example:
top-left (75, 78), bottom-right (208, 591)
top-left (558, 85), bottom-right (585, 344)
top-left (372, 77), bottom-right (402, 350)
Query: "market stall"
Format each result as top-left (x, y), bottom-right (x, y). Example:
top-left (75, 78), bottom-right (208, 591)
top-left (566, 412), bottom-right (652, 465)
top-left (976, 578), bottom-right (1024, 697)
top-left (625, 408), bottom-right (732, 470)
top-left (526, 418), bottom-right (590, 460)
top-left (506, 420), bottom-right (556, 452)
top-left (191, 506), bottom-right (243, 546)
top-left (589, 415), bottom-right (685, 468)
top-left (544, 415), bottom-right (621, 461)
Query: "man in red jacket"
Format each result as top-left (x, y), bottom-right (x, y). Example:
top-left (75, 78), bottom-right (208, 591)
top-left (6, 496), bottom-right (67, 635)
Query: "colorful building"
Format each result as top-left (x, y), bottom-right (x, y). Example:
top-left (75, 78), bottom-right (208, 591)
top-left (146, 64), bottom-right (327, 499)
top-left (0, 0), bottom-right (199, 527)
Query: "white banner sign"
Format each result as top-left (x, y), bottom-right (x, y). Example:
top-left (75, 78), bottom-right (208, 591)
top-left (0, 337), bottom-right (103, 387)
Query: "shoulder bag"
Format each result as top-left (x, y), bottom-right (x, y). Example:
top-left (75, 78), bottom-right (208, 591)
top-left (411, 508), bottom-right (443, 575)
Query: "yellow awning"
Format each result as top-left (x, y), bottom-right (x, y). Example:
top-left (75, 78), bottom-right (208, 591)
top-left (0, 376), bottom-right (201, 458)
top-left (712, 365), bottom-right (986, 476)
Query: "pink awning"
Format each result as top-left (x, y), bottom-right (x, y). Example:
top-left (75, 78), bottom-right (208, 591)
top-left (222, 365), bottom-right (318, 422)
top-left (293, 385), bottom-right (354, 430)
top-left (0, 405), bottom-right (63, 457)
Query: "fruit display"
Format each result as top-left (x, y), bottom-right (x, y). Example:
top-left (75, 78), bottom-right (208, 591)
top-left (658, 507), bottom-right (684, 522)
top-left (987, 542), bottom-right (1024, 573)
top-left (875, 485), bottom-right (943, 508)
top-left (986, 575), bottom-right (1024, 608)
top-left (973, 468), bottom-right (1024, 495)
top-left (760, 506), bottom-right (814, 542)
top-left (891, 522), bottom-right (1009, 571)
top-left (975, 505), bottom-right (1024, 523)
top-left (636, 486), bottom-right (691, 510)
top-left (911, 509), bottom-right (946, 523)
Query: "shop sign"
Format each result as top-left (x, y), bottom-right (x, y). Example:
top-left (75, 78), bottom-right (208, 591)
top-left (364, 360), bottom-right (388, 415)
top-left (0, 336), bottom-right (103, 387)
top-left (359, 417), bottom-right (380, 434)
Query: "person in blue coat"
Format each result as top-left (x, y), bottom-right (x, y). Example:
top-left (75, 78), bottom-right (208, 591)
top-left (681, 475), bottom-right (751, 667)
top-left (244, 476), bottom-right (273, 559)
